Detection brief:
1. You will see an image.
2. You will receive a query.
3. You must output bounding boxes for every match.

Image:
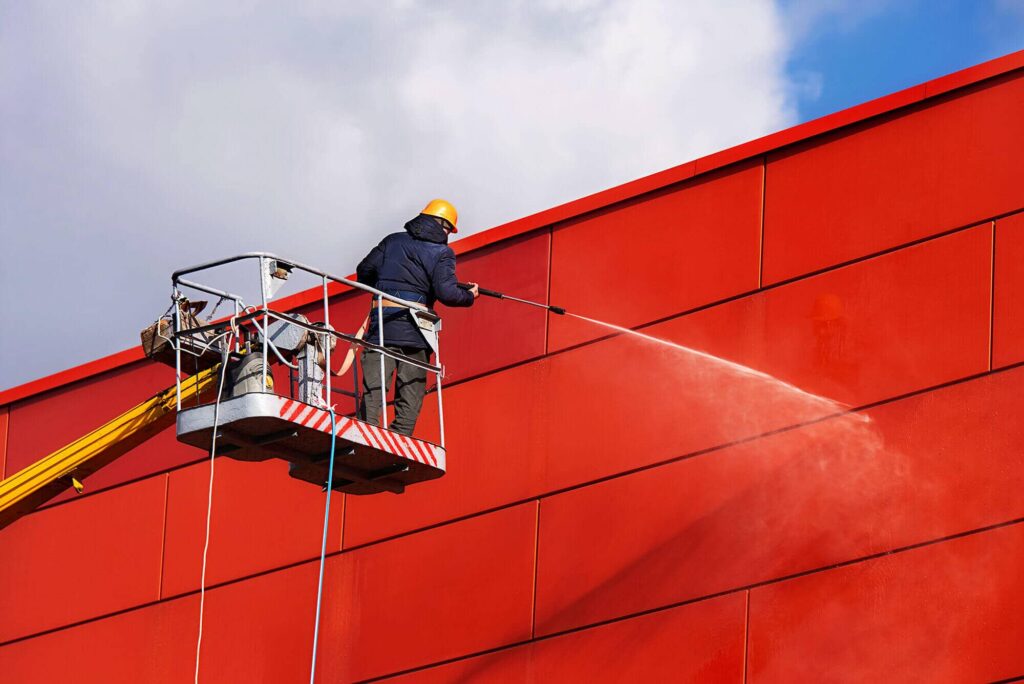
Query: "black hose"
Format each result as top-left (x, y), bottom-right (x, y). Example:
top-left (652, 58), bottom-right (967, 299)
top-left (458, 282), bottom-right (503, 299)
top-left (457, 282), bottom-right (567, 315)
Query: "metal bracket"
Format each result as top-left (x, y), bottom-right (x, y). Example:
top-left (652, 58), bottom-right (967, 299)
top-left (261, 258), bottom-right (293, 302)
top-left (410, 309), bottom-right (442, 356)
top-left (217, 427), bottom-right (298, 452)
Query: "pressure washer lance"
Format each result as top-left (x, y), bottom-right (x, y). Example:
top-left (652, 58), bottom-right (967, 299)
top-left (458, 283), bottom-right (566, 315)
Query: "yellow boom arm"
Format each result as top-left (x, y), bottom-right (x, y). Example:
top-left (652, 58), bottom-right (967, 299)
top-left (0, 366), bottom-right (220, 531)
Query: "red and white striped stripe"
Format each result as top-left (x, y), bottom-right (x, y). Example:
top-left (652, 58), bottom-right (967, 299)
top-left (275, 398), bottom-right (443, 468)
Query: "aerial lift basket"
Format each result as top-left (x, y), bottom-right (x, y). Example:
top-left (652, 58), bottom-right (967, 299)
top-left (175, 393), bottom-right (445, 494)
top-left (163, 252), bottom-right (448, 495)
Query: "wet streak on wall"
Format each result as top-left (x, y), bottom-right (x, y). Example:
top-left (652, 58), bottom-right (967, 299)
top-left (534, 366), bottom-right (1024, 635)
top-left (344, 226), bottom-right (991, 548)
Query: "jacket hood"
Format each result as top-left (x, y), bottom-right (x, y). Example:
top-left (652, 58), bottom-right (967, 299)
top-left (405, 214), bottom-right (449, 245)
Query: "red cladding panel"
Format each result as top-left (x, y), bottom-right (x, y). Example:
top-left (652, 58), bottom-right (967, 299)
top-left (549, 162), bottom-right (762, 350)
top-left (0, 566), bottom-right (317, 684)
top-left (994, 212), bottom-right (1024, 368)
top-left (160, 457), bottom-right (343, 598)
top-left (535, 366), bottom-right (1024, 635)
top-left (318, 503), bottom-right (538, 681)
top-left (197, 561), bottom-right (320, 683)
top-left (5, 361), bottom-right (197, 505)
top-left (343, 365), bottom-right (543, 548)
top-left (0, 561), bottom-right (321, 683)
top-left (382, 593), bottom-right (746, 683)
top-left (174, 504), bottom-right (534, 681)
top-left (666, 224), bottom-right (991, 408)
top-left (0, 597), bottom-right (197, 683)
top-left (763, 72), bottom-right (1024, 283)
top-left (438, 231), bottom-right (550, 382)
top-left (0, 476), bottom-right (166, 642)
top-left (345, 226), bottom-right (990, 548)
top-left (748, 523), bottom-right (1024, 683)
top-left (0, 505), bottom-right (535, 681)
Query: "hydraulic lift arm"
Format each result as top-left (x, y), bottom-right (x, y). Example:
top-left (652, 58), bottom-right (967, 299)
top-left (0, 366), bottom-right (220, 531)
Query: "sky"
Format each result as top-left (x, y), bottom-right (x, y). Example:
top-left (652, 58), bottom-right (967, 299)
top-left (1, 0), bottom-right (1022, 390)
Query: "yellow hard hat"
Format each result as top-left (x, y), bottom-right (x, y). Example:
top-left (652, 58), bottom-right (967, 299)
top-left (421, 198), bottom-right (458, 233)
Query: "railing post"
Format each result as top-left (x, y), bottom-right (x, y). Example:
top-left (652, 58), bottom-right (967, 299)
top-left (259, 257), bottom-right (269, 392)
top-left (173, 292), bottom-right (182, 410)
top-left (435, 333), bottom-right (445, 449)
top-left (322, 276), bottom-right (331, 410)
top-left (377, 296), bottom-right (387, 428)
top-left (233, 300), bottom-right (241, 354)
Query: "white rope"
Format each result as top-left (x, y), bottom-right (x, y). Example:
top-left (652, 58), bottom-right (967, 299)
top-left (194, 338), bottom-right (233, 683)
top-left (309, 294), bottom-right (337, 683)
top-left (308, 408), bottom-right (337, 683)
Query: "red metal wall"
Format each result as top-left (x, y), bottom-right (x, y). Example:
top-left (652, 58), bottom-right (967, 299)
top-left (3, 54), bottom-right (1024, 683)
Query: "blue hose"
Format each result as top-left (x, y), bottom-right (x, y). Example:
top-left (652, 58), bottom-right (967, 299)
top-left (309, 408), bottom-right (337, 683)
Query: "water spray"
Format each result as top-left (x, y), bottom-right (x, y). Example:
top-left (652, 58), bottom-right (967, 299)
top-left (459, 282), bottom-right (854, 413)
top-left (458, 283), bottom-right (566, 315)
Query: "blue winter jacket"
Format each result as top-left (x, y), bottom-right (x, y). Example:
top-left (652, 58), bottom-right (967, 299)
top-left (357, 214), bottom-right (475, 349)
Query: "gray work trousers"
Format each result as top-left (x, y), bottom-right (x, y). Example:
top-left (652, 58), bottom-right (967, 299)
top-left (361, 347), bottom-right (429, 436)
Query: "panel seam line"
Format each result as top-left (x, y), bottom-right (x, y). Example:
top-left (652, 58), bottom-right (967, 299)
top-left (158, 473), bottom-right (170, 600)
top-left (354, 514), bottom-right (1024, 683)
top-left (758, 157), bottom-right (766, 289)
top-left (544, 227), bottom-right (553, 356)
top-left (743, 589), bottom-right (751, 683)
top-left (10, 507), bottom-right (1024, 656)
top-left (989, 220), bottom-right (996, 370)
top-left (530, 499), bottom-right (541, 639)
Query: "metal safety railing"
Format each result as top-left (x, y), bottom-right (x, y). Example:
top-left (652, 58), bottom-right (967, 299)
top-left (168, 252), bottom-right (447, 447)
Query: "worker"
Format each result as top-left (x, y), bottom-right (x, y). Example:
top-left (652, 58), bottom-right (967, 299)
top-left (354, 199), bottom-right (479, 435)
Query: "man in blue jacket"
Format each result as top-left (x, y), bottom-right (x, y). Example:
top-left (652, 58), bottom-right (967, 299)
top-left (355, 199), bottom-right (478, 435)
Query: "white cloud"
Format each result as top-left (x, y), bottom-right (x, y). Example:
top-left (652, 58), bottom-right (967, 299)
top-left (1, 0), bottom-right (798, 387)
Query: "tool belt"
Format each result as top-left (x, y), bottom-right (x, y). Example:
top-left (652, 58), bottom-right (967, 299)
top-left (375, 288), bottom-right (426, 308)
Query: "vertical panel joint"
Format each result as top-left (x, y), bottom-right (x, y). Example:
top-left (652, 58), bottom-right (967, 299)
top-left (758, 157), bottom-right (767, 289)
top-left (544, 227), bottom-right (554, 356)
top-left (989, 220), bottom-right (996, 371)
top-left (531, 498), bottom-right (542, 639)
top-left (743, 589), bottom-right (751, 684)
top-left (0, 406), bottom-right (9, 480)
top-left (158, 473), bottom-right (170, 599)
